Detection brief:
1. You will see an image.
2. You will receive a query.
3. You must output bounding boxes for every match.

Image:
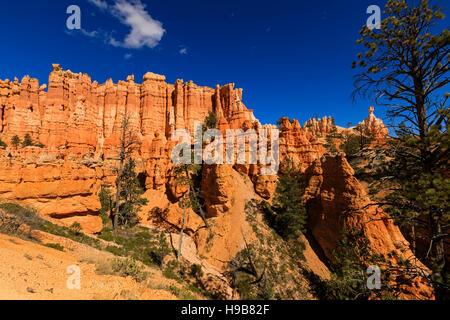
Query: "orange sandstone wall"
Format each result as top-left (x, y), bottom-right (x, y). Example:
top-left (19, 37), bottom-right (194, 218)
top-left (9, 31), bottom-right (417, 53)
top-left (0, 64), bottom-right (255, 156)
top-left (0, 64), bottom-right (389, 237)
top-left (0, 64), bottom-right (257, 232)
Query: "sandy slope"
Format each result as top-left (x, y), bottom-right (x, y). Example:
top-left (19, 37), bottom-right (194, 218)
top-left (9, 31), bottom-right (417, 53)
top-left (0, 233), bottom-right (177, 300)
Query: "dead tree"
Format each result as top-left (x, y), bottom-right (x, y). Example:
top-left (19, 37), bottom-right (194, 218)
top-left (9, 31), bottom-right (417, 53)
top-left (113, 110), bottom-right (141, 232)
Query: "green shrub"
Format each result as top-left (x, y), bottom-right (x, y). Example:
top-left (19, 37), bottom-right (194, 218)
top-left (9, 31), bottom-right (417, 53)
top-left (70, 222), bottom-right (82, 234)
top-left (0, 138), bottom-right (7, 148)
top-left (44, 243), bottom-right (64, 251)
top-left (99, 229), bottom-right (114, 242)
top-left (189, 264), bottom-right (204, 279)
top-left (99, 228), bottom-right (171, 269)
top-left (112, 258), bottom-right (148, 283)
top-left (21, 133), bottom-right (33, 148)
top-left (203, 110), bottom-right (218, 130)
top-left (166, 284), bottom-right (197, 300)
top-left (270, 159), bottom-right (307, 239)
top-left (105, 245), bottom-right (125, 256)
top-left (163, 262), bottom-right (180, 281)
top-left (11, 135), bottom-right (20, 148)
top-left (0, 202), bottom-right (101, 249)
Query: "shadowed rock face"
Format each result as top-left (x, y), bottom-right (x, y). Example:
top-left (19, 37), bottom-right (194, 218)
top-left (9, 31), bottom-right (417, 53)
top-left (304, 154), bottom-right (434, 299)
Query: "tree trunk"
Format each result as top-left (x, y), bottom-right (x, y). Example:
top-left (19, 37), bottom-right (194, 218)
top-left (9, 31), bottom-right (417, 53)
top-left (113, 177), bottom-right (121, 232)
top-left (113, 149), bottom-right (125, 233)
top-left (177, 201), bottom-right (186, 262)
top-left (412, 75), bottom-right (448, 297)
top-left (183, 166), bottom-right (209, 228)
top-left (430, 214), bottom-right (447, 299)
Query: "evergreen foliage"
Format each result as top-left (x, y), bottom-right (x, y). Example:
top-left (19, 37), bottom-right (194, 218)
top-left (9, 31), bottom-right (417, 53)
top-left (11, 135), bottom-right (20, 148)
top-left (340, 129), bottom-right (375, 159)
top-left (313, 228), bottom-right (396, 300)
top-left (21, 133), bottom-right (33, 148)
top-left (352, 0), bottom-right (449, 298)
top-left (116, 158), bottom-right (148, 228)
top-left (270, 159), bottom-right (307, 239)
top-left (204, 110), bottom-right (218, 130)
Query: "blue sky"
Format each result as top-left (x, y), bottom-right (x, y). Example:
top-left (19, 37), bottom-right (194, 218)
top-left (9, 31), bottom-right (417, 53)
top-left (0, 0), bottom-right (447, 127)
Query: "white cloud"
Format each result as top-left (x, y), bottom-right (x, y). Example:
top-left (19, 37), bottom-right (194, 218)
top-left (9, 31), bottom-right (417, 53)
top-left (124, 53), bottom-right (133, 59)
top-left (81, 28), bottom-right (99, 37)
top-left (87, 0), bottom-right (108, 10)
top-left (83, 0), bottom-right (165, 50)
top-left (179, 47), bottom-right (188, 55)
top-left (109, 0), bottom-right (165, 49)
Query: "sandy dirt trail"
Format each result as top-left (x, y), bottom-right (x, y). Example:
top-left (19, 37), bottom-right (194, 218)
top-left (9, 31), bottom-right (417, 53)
top-left (0, 233), bottom-right (177, 300)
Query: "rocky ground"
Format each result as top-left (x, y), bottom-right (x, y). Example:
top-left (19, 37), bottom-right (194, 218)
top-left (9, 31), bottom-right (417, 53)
top-left (0, 233), bottom-right (180, 300)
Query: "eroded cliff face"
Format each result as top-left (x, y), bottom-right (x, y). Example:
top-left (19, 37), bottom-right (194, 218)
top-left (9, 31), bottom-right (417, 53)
top-left (0, 150), bottom-right (104, 233)
top-left (303, 116), bottom-right (336, 138)
top-left (304, 154), bottom-right (433, 299)
top-left (302, 107), bottom-right (389, 144)
top-left (0, 64), bottom-right (256, 231)
top-left (0, 64), bottom-right (433, 298)
top-left (0, 64), bottom-right (390, 232)
top-left (0, 64), bottom-right (256, 154)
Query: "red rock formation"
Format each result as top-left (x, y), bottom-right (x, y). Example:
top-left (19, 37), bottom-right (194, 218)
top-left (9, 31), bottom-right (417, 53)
top-left (304, 153), bottom-right (433, 299)
top-left (1, 64), bottom-right (255, 155)
top-left (0, 148), bottom-right (103, 233)
top-left (201, 164), bottom-right (235, 217)
top-left (303, 108), bottom-right (389, 146)
top-left (0, 64), bottom-right (257, 232)
top-left (0, 65), bottom-right (433, 299)
top-left (303, 116), bottom-right (335, 138)
top-left (278, 117), bottom-right (325, 173)
top-left (356, 106), bottom-right (389, 143)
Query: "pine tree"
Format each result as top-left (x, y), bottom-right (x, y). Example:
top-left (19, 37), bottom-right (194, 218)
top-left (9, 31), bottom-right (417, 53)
top-left (112, 111), bottom-right (143, 232)
top-left (174, 160), bottom-right (208, 228)
top-left (380, 119), bottom-right (449, 296)
top-left (11, 135), bottom-right (20, 148)
top-left (316, 228), bottom-right (396, 300)
top-left (340, 128), bottom-right (374, 159)
top-left (323, 117), bottom-right (341, 153)
top-left (352, 0), bottom-right (449, 298)
top-left (116, 158), bottom-right (148, 228)
top-left (22, 133), bottom-right (33, 147)
top-left (98, 184), bottom-right (113, 227)
top-left (204, 110), bottom-right (218, 130)
top-left (271, 158), bottom-right (307, 239)
top-left (0, 138), bottom-right (7, 149)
